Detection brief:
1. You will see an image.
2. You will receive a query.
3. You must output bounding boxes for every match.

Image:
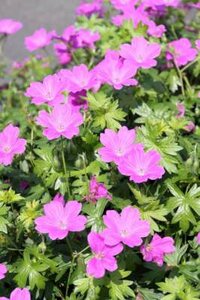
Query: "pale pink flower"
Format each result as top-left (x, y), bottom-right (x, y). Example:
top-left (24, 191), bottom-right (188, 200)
top-left (102, 206), bottom-right (150, 247)
top-left (25, 74), bottom-right (65, 106)
top-left (110, 0), bottom-right (138, 11)
top-left (195, 39), bottom-right (200, 50)
top-left (94, 50), bottom-right (138, 90)
top-left (0, 125), bottom-right (26, 166)
top-left (166, 38), bottom-right (198, 67)
top-left (176, 103), bottom-right (185, 118)
top-left (184, 121), bottom-right (196, 133)
top-left (75, 29), bottom-right (100, 49)
top-left (54, 43), bottom-right (71, 65)
top-left (196, 232), bottom-right (200, 244)
top-left (118, 144), bottom-right (165, 183)
top-left (76, 0), bottom-right (103, 18)
top-left (140, 234), bottom-right (175, 266)
top-left (142, 0), bottom-right (180, 8)
top-left (120, 37), bottom-right (161, 69)
top-left (86, 232), bottom-right (123, 278)
top-left (36, 103), bottom-right (84, 140)
top-left (0, 19), bottom-right (22, 35)
top-left (25, 28), bottom-right (55, 52)
top-left (86, 176), bottom-right (112, 203)
top-left (35, 197), bottom-right (87, 240)
top-left (98, 126), bottom-right (136, 165)
top-left (147, 21), bottom-right (166, 38)
top-left (0, 263), bottom-right (7, 280)
top-left (0, 288), bottom-right (31, 300)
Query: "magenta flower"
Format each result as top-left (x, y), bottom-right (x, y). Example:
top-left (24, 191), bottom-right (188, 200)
top-left (0, 124), bottom-right (26, 166)
top-left (102, 206), bottom-right (150, 248)
top-left (68, 91), bottom-right (88, 111)
top-left (98, 126), bottom-right (136, 165)
top-left (86, 176), bottom-right (112, 203)
top-left (76, 0), bottom-right (103, 18)
top-left (86, 232), bottom-right (123, 278)
top-left (0, 19), bottom-right (22, 35)
top-left (166, 38), bottom-right (198, 67)
top-left (0, 263), bottom-right (7, 280)
top-left (54, 43), bottom-right (71, 65)
top-left (25, 28), bottom-right (55, 52)
top-left (25, 74), bottom-right (65, 106)
top-left (35, 197), bottom-right (87, 240)
top-left (184, 121), bottom-right (196, 133)
top-left (75, 29), bottom-right (100, 49)
top-left (118, 144), bottom-right (165, 183)
top-left (176, 103), bottom-right (185, 118)
top-left (110, 0), bottom-right (138, 11)
top-left (120, 37), bottom-right (161, 69)
top-left (0, 288), bottom-right (31, 300)
top-left (195, 39), bottom-right (200, 50)
top-left (196, 232), bottom-right (200, 245)
top-left (147, 21), bottom-right (166, 38)
top-left (36, 103), bottom-right (84, 140)
top-left (140, 234), bottom-right (175, 266)
top-left (94, 50), bottom-right (138, 90)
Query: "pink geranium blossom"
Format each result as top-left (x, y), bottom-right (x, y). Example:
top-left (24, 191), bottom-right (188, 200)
top-left (110, 0), bottom-right (138, 11)
top-left (68, 91), bottom-right (88, 111)
top-left (76, 0), bottom-right (103, 18)
top-left (75, 29), bottom-right (100, 49)
top-left (35, 196), bottom-right (87, 240)
top-left (176, 103), bottom-right (185, 118)
top-left (86, 232), bottom-right (123, 278)
top-left (25, 28), bottom-right (55, 52)
top-left (140, 234), bottom-right (175, 266)
top-left (0, 124), bottom-right (26, 166)
top-left (196, 232), bottom-right (200, 244)
top-left (195, 39), bottom-right (200, 50)
top-left (25, 74), bottom-right (65, 106)
top-left (120, 37), bottom-right (161, 69)
top-left (94, 50), bottom-right (138, 90)
top-left (0, 288), bottom-right (31, 300)
top-left (118, 144), bottom-right (165, 183)
top-left (103, 206), bottom-right (150, 247)
top-left (166, 38), bottom-right (198, 67)
top-left (36, 103), bottom-right (84, 140)
top-left (98, 126), bottom-right (136, 165)
top-left (54, 43), bottom-right (71, 65)
top-left (86, 176), bottom-right (112, 203)
top-left (0, 19), bottom-right (22, 35)
top-left (0, 263), bottom-right (7, 280)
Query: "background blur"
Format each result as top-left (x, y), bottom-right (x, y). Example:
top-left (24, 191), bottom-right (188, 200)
top-left (0, 0), bottom-right (81, 60)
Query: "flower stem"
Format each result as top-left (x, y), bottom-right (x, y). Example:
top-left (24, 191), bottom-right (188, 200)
top-left (173, 60), bottom-right (185, 97)
top-left (181, 56), bottom-right (200, 73)
top-left (65, 254), bottom-right (75, 297)
top-left (66, 237), bottom-right (73, 256)
top-left (61, 139), bottom-right (71, 198)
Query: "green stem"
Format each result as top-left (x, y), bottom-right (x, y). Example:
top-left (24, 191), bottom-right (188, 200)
top-left (61, 139), bottom-right (71, 198)
top-left (181, 56), bottom-right (200, 73)
top-left (65, 254), bottom-right (75, 297)
top-left (173, 60), bottom-right (185, 96)
top-left (66, 237), bottom-right (73, 256)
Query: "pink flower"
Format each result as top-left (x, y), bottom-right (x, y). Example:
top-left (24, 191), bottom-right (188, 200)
top-left (110, 0), bottom-right (138, 11)
top-left (76, 0), bottom-right (103, 18)
top-left (35, 196), bottom-right (87, 240)
top-left (140, 234), bottom-right (175, 266)
top-left (94, 50), bottom-right (138, 90)
top-left (196, 232), bottom-right (200, 245)
top-left (0, 125), bottom-right (26, 166)
top-left (25, 28), bottom-right (55, 52)
top-left (0, 288), bottom-right (31, 300)
top-left (147, 21), bottom-right (166, 38)
top-left (54, 43), bottom-right (71, 65)
top-left (86, 232), bottom-right (123, 278)
top-left (166, 38), bottom-right (198, 67)
top-left (36, 103), bottom-right (84, 140)
top-left (0, 19), bottom-right (22, 35)
top-left (68, 91), bottom-right (88, 111)
top-left (98, 126), bottom-right (136, 165)
top-left (120, 37), bottom-right (161, 69)
top-left (75, 29), bottom-right (100, 49)
top-left (118, 144), bottom-right (165, 183)
top-left (195, 39), bottom-right (200, 50)
top-left (25, 74), bottom-right (65, 106)
top-left (176, 103), bottom-right (185, 118)
top-left (184, 121), bottom-right (196, 133)
top-left (86, 176), bottom-right (112, 203)
top-left (0, 263), bottom-right (7, 280)
top-left (102, 206), bottom-right (150, 247)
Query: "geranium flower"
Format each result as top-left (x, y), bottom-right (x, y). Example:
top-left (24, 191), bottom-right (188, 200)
top-left (176, 103), bottom-right (185, 118)
top-left (102, 206), bottom-right (150, 247)
top-left (166, 38), bottom-right (197, 67)
top-left (36, 103), bottom-right (84, 140)
top-left (75, 29), bottom-right (100, 49)
top-left (86, 232), bottom-right (123, 278)
top-left (120, 37), bottom-right (161, 69)
top-left (110, 0), bottom-right (138, 11)
top-left (54, 43), bottom-right (71, 65)
top-left (195, 39), bottom-right (200, 50)
top-left (140, 234), bottom-right (175, 266)
top-left (118, 144), bottom-right (165, 183)
top-left (94, 50), bottom-right (138, 90)
top-left (196, 232), bottom-right (200, 245)
top-left (0, 19), bottom-right (22, 35)
top-left (0, 263), bottom-right (7, 280)
top-left (35, 196), bottom-right (87, 240)
top-left (0, 288), bottom-right (30, 300)
top-left (25, 74), bottom-right (65, 106)
top-left (68, 91), bottom-right (88, 111)
top-left (98, 126), bottom-right (136, 165)
top-left (0, 124), bottom-right (26, 166)
top-left (76, 0), bottom-right (103, 18)
top-left (86, 176), bottom-right (112, 203)
top-left (25, 28), bottom-right (55, 52)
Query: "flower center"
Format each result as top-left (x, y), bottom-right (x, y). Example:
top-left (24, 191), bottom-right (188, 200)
top-left (45, 91), bottom-right (53, 100)
top-left (136, 54), bottom-right (144, 63)
top-left (3, 146), bottom-right (11, 153)
top-left (116, 147), bottom-right (124, 156)
top-left (59, 220), bottom-right (67, 230)
top-left (95, 252), bottom-right (104, 259)
top-left (146, 244), bottom-right (152, 252)
top-left (57, 123), bottom-right (65, 132)
top-left (120, 229), bottom-right (129, 237)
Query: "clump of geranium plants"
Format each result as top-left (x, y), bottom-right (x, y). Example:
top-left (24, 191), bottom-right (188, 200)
top-left (0, 0), bottom-right (200, 299)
